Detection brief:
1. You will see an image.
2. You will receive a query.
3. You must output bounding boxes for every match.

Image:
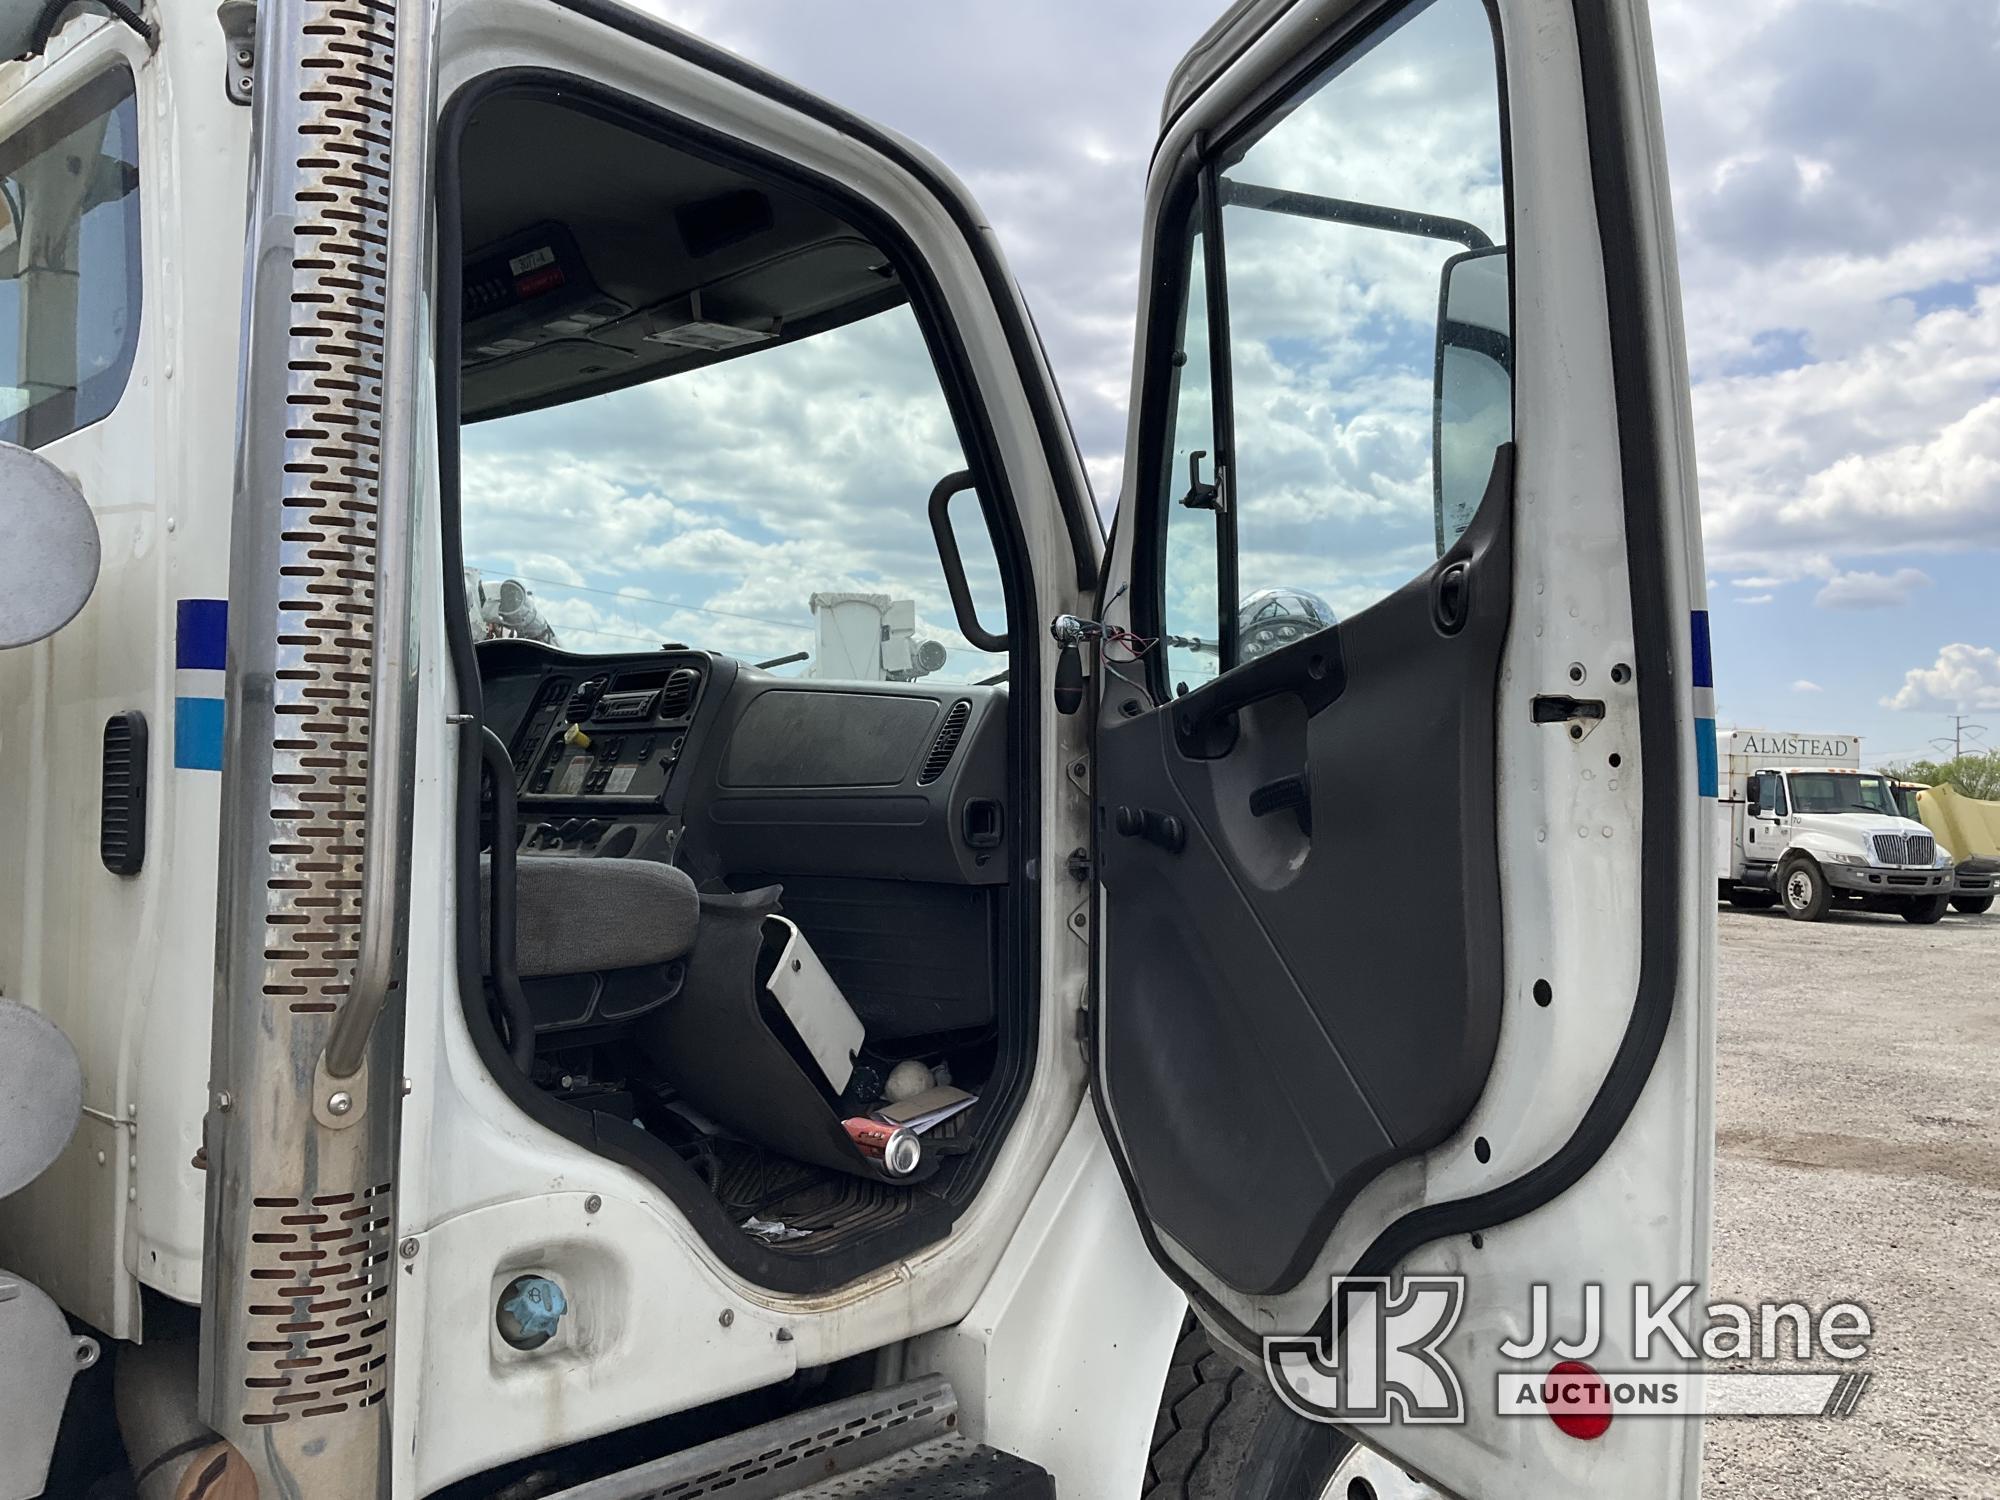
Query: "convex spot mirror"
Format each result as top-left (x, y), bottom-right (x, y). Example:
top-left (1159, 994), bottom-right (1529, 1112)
top-left (1432, 245), bottom-right (1512, 555)
top-left (0, 440), bottom-right (100, 647)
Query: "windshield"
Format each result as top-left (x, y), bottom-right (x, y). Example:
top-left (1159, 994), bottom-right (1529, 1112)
top-left (1787, 772), bottom-right (1897, 817)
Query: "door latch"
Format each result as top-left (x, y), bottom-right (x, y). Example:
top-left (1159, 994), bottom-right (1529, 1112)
top-left (1531, 694), bottom-right (1607, 741)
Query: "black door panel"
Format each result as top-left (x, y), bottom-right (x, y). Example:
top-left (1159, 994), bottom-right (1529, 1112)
top-left (1097, 470), bottom-right (1513, 1296)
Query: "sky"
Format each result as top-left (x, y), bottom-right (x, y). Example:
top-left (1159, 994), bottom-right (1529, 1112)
top-left (480, 0), bottom-right (2000, 765)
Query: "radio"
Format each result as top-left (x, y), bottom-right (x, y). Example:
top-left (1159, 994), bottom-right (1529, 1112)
top-left (594, 689), bottom-right (659, 722)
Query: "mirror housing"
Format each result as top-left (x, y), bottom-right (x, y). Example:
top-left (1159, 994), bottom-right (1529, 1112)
top-left (1432, 245), bottom-right (1512, 556)
top-left (0, 441), bottom-right (100, 648)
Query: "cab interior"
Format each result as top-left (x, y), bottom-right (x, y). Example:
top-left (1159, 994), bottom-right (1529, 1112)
top-left (444, 85), bottom-right (1034, 1293)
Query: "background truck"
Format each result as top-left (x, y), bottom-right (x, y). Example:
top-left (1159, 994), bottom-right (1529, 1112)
top-left (1888, 779), bottom-right (2000, 915)
top-left (1717, 731), bottom-right (1954, 922)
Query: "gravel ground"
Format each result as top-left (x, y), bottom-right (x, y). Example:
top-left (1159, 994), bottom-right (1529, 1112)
top-left (1703, 903), bottom-right (2000, 1498)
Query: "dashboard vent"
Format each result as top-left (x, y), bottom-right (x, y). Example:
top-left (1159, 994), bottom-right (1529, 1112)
top-left (566, 676), bottom-right (608, 722)
top-left (659, 667), bottom-right (701, 721)
top-left (918, 700), bottom-right (973, 786)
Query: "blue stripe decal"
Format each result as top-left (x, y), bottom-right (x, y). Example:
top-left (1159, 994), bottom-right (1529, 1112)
top-left (1690, 609), bottom-right (1713, 690)
top-left (176, 598), bottom-right (228, 671)
top-left (174, 695), bottom-right (225, 772)
top-left (1695, 716), bottom-right (1718, 798)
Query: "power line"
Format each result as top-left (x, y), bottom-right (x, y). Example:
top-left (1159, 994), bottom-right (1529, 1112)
top-left (1929, 714), bottom-right (1990, 760)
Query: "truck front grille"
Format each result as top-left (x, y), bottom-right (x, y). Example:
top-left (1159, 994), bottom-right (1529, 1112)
top-left (1906, 833), bottom-right (1936, 866)
top-left (1870, 833), bottom-right (1908, 865)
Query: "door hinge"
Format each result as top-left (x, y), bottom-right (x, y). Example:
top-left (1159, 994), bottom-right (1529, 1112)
top-left (1066, 846), bottom-right (1091, 881)
top-left (218, 1), bottom-right (256, 106)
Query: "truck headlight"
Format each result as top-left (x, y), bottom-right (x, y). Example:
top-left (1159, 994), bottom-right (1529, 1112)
top-left (1824, 850), bottom-right (1870, 866)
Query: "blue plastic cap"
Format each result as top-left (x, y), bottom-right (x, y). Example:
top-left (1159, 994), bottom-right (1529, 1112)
top-left (501, 1276), bottom-right (568, 1340)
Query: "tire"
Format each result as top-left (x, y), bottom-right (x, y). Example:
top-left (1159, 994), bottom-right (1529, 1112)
top-left (1951, 895), bottom-right (1994, 915)
top-left (1145, 1317), bottom-right (1349, 1499)
top-left (1726, 887), bottom-right (1778, 909)
top-left (1778, 857), bottom-right (1829, 921)
top-left (1902, 894), bottom-right (1950, 924)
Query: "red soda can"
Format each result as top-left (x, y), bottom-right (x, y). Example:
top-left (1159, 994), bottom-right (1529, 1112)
top-left (843, 1116), bottom-right (921, 1176)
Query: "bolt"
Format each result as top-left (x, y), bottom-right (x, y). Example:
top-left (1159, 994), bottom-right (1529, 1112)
top-left (399, 1237), bottom-right (419, 1260)
top-left (235, 47), bottom-right (252, 65)
top-left (1071, 912), bottom-right (1086, 927)
top-left (718, 1309), bottom-right (735, 1328)
top-left (1070, 759), bottom-right (1086, 778)
top-left (327, 1091), bottom-right (353, 1116)
top-left (584, 1194), bottom-right (602, 1214)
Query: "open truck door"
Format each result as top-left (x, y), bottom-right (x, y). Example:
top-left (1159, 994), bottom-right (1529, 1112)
top-left (1089, 0), bottom-right (1714, 1494)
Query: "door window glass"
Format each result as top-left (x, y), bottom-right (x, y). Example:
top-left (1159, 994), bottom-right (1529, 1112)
top-left (1151, 0), bottom-right (1508, 679)
top-left (1158, 227), bottom-right (1222, 695)
top-left (0, 68), bottom-right (142, 449)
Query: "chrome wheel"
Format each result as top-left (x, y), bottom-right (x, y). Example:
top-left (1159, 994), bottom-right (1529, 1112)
top-left (1785, 870), bottom-right (1814, 909)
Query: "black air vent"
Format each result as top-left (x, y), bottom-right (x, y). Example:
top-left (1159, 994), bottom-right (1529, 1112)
top-left (100, 711), bottom-right (149, 876)
top-left (918, 700), bottom-right (973, 786)
top-left (659, 667), bottom-right (701, 721)
top-left (565, 676), bottom-right (608, 722)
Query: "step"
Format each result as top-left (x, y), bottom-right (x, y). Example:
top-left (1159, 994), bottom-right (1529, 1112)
top-left (545, 1375), bottom-right (1053, 1500)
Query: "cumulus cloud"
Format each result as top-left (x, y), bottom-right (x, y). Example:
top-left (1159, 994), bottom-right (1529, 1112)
top-left (1813, 567), bottom-right (1934, 610)
top-left (1884, 644), bottom-right (2000, 712)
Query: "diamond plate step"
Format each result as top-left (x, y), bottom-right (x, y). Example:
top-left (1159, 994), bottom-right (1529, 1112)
top-left (544, 1376), bottom-right (1049, 1500)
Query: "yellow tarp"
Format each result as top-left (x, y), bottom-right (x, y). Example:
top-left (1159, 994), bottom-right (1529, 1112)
top-left (1918, 784), bottom-right (2000, 862)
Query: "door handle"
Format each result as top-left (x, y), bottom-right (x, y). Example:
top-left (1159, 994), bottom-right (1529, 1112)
top-left (1432, 559), bottom-right (1472, 634)
top-left (1173, 626), bottom-right (1346, 758)
top-left (1249, 772), bottom-right (1312, 836)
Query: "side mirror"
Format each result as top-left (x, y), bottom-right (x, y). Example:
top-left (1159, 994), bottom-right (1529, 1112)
top-left (0, 441), bottom-right (100, 648)
top-left (1432, 245), bottom-right (1512, 555)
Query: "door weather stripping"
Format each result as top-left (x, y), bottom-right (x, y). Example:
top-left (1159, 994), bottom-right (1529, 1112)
top-left (543, 1376), bottom-right (1053, 1499)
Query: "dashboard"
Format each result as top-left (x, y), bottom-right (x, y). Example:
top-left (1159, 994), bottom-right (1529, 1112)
top-left (476, 639), bottom-right (1010, 886)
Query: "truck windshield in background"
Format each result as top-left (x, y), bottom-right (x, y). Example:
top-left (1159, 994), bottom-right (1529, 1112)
top-left (1788, 772), bottom-right (1897, 817)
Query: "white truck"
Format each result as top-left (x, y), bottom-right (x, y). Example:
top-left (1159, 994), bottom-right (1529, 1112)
top-left (1716, 730), bottom-right (1954, 922)
top-left (0, 1), bottom-right (1717, 1498)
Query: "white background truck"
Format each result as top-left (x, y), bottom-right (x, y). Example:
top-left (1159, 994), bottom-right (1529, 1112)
top-left (1716, 730), bottom-right (1954, 922)
top-left (0, 1), bottom-right (1716, 1497)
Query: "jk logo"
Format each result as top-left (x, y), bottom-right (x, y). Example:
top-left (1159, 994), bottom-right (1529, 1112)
top-left (1264, 1276), bottom-right (1467, 1425)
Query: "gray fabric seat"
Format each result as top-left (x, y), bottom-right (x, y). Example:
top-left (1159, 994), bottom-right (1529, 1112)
top-left (479, 855), bottom-right (700, 979)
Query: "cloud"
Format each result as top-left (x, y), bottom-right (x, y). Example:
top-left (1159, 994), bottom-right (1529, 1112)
top-left (1793, 679), bottom-right (1824, 693)
top-left (1813, 567), bottom-right (1934, 610)
top-left (1737, 593), bottom-right (1775, 606)
top-left (1884, 643), bottom-right (2000, 711)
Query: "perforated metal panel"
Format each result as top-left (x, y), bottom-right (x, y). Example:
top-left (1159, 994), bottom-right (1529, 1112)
top-left (547, 1378), bottom-right (964, 1500)
top-left (202, 0), bottom-right (432, 1487)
